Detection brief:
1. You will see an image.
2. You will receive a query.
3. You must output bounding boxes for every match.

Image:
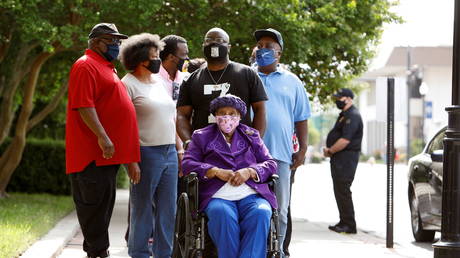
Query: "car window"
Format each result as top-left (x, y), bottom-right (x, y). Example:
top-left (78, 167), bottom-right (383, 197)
top-left (428, 130), bottom-right (445, 154)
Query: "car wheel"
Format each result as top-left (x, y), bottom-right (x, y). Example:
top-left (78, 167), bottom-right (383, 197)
top-left (410, 192), bottom-right (435, 242)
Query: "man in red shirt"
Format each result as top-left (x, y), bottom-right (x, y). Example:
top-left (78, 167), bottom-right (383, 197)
top-left (65, 23), bottom-right (140, 258)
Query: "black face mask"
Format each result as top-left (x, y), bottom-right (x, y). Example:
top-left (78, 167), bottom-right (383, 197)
top-left (176, 56), bottom-right (189, 71)
top-left (335, 100), bottom-right (346, 110)
top-left (203, 43), bottom-right (228, 62)
top-left (144, 59), bottom-right (161, 73)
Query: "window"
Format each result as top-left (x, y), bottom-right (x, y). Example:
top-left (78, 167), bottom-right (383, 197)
top-left (428, 130), bottom-right (445, 154)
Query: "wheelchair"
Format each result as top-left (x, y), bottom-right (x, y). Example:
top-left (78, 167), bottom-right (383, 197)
top-left (172, 172), bottom-right (281, 258)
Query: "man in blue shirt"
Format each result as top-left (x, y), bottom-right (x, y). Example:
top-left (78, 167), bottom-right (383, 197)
top-left (254, 28), bottom-right (311, 257)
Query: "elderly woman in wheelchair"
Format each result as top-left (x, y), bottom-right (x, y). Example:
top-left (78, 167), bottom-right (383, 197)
top-left (181, 94), bottom-right (278, 258)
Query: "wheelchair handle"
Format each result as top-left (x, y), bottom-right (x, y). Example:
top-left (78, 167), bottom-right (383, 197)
top-left (185, 172), bottom-right (198, 183)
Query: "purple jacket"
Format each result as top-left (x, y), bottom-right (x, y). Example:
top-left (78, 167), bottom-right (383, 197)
top-left (182, 124), bottom-right (278, 211)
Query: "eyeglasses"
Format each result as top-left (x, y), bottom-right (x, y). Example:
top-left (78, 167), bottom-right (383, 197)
top-left (204, 37), bottom-right (228, 44)
top-left (99, 37), bottom-right (122, 46)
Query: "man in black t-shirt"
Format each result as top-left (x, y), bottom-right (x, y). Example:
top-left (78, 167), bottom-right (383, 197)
top-left (323, 88), bottom-right (363, 234)
top-left (176, 28), bottom-right (267, 149)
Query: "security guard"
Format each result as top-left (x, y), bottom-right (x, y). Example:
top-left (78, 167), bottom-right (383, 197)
top-left (323, 88), bottom-right (363, 234)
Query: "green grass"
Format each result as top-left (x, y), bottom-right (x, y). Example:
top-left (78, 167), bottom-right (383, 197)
top-left (0, 193), bottom-right (74, 258)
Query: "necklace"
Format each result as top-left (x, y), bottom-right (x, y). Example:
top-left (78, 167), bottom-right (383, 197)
top-left (206, 62), bottom-right (230, 85)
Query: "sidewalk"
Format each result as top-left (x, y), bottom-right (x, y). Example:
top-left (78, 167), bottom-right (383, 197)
top-left (290, 219), bottom-right (432, 258)
top-left (26, 188), bottom-right (433, 258)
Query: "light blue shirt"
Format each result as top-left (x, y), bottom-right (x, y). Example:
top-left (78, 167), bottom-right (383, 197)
top-left (258, 67), bottom-right (311, 164)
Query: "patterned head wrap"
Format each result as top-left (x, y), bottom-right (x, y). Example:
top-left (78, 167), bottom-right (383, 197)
top-left (209, 94), bottom-right (247, 117)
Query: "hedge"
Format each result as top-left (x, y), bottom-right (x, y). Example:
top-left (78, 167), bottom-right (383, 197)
top-left (2, 138), bottom-right (128, 195)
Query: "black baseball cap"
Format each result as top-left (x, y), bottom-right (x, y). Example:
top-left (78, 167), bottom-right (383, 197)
top-left (88, 23), bottom-right (128, 39)
top-left (254, 28), bottom-right (284, 50)
top-left (333, 88), bottom-right (354, 99)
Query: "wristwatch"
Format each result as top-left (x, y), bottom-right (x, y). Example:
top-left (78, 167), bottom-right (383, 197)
top-left (183, 139), bottom-right (192, 150)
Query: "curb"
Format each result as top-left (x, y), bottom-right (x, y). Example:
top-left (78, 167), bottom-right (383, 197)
top-left (20, 210), bottom-right (79, 258)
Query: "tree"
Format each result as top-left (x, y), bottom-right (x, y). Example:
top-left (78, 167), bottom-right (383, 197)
top-left (0, 0), bottom-right (398, 197)
top-left (0, 0), bottom-right (164, 197)
top-left (148, 0), bottom-right (399, 102)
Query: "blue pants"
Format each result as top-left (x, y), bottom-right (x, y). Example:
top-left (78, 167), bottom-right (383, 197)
top-left (128, 145), bottom-right (178, 258)
top-left (274, 160), bottom-right (291, 257)
top-left (205, 195), bottom-right (272, 258)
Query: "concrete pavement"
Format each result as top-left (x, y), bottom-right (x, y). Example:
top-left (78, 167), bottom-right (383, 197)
top-left (291, 162), bottom-right (435, 257)
top-left (25, 163), bottom-right (435, 258)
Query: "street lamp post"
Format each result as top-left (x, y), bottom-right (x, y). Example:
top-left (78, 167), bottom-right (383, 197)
top-left (406, 47), bottom-right (411, 160)
top-left (419, 82), bottom-right (428, 145)
top-left (433, 0), bottom-right (460, 257)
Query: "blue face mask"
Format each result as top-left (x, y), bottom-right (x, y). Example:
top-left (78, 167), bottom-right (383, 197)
top-left (103, 44), bottom-right (120, 62)
top-left (255, 48), bottom-right (277, 67)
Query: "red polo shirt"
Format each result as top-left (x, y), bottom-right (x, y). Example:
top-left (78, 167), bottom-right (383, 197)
top-left (65, 49), bottom-right (140, 174)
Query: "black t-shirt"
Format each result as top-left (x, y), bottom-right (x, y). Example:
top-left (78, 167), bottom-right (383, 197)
top-left (326, 105), bottom-right (363, 151)
top-left (177, 61), bottom-right (268, 131)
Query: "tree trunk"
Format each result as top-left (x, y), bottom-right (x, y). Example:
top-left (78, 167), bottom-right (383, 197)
top-left (0, 51), bottom-right (54, 197)
top-left (27, 80), bottom-right (68, 132)
top-left (0, 138), bottom-right (24, 198)
top-left (0, 43), bottom-right (38, 146)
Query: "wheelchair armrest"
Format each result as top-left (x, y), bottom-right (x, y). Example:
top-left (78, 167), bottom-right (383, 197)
top-left (270, 174), bottom-right (279, 181)
top-left (267, 174), bottom-right (279, 193)
top-left (184, 172), bottom-right (198, 184)
top-left (183, 172), bottom-right (200, 212)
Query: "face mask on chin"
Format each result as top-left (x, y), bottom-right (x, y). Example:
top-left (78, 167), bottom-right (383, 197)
top-left (203, 43), bottom-right (228, 62)
top-left (103, 44), bottom-right (120, 62)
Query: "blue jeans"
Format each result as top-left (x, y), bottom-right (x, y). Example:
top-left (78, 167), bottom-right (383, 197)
top-left (275, 160), bottom-right (291, 258)
top-left (205, 195), bottom-right (272, 258)
top-left (128, 145), bottom-right (178, 258)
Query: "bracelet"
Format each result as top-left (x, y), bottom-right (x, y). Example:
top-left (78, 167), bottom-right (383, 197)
top-left (177, 150), bottom-right (185, 155)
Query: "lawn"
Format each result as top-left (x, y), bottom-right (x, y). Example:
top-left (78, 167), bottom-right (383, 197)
top-left (0, 193), bottom-right (74, 258)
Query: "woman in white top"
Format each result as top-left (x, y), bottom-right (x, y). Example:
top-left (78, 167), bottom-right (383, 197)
top-left (120, 33), bottom-right (178, 258)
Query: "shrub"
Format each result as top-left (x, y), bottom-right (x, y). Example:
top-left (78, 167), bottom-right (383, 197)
top-left (308, 124), bottom-right (320, 147)
top-left (2, 138), bottom-right (129, 195)
top-left (117, 166), bottom-right (129, 189)
top-left (410, 138), bottom-right (425, 158)
top-left (4, 138), bottom-right (70, 195)
top-left (310, 152), bottom-right (324, 163)
top-left (359, 153), bottom-right (369, 162)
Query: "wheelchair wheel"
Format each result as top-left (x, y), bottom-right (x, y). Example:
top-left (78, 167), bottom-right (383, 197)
top-left (267, 209), bottom-right (280, 258)
top-left (172, 193), bottom-right (192, 258)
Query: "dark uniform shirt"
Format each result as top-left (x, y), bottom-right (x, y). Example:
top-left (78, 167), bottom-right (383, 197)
top-left (326, 105), bottom-right (363, 152)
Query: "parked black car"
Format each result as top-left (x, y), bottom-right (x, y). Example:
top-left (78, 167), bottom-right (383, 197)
top-left (408, 127), bottom-right (445, 242)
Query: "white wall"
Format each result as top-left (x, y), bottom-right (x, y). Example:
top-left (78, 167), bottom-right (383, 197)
top-left (357, 65), bottom-right (450, 156)
top-left (423, 66), bottom-right (451, 138)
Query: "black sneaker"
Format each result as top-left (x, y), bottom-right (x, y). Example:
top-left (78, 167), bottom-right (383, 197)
top-left (87, 250), bottom-right (109, 258)
top-left (329, 224), bottom-right (357, 234)
top-left (328, 222), bottom-right (343, 231)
